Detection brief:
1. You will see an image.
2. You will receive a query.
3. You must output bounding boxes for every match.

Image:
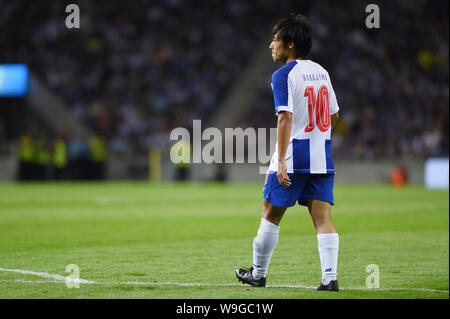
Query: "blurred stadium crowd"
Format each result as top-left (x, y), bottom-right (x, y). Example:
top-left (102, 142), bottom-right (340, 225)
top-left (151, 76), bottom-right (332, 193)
top-left (1, 0), bottom-right (278, 152)
top-left (0, 0), bottom-right (448, 180)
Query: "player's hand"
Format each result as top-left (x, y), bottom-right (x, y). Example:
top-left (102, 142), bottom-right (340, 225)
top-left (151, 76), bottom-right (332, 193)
top-left (277, 160), bottom-right (291, 187)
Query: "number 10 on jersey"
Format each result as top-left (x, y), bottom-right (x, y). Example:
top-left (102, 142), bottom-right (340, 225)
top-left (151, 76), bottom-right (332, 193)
top-left (304, 85), bottom-right (331, 133)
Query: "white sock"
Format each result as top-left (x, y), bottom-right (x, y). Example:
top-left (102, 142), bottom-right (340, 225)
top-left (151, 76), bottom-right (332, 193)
top-left (317, 233), bottom-right (339, 284)
top-left (252, 218), bottom-right (280, 279)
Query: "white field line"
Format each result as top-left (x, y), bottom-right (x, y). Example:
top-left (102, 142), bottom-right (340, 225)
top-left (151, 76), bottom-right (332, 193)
top-left (0, 268), bottom-right (448, 293)
top-left (0, 267), bottom-right (95, 284)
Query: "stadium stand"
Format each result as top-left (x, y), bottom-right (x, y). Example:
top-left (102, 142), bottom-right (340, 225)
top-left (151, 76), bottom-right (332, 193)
top-left (0, 0), bottom-right (448, 180)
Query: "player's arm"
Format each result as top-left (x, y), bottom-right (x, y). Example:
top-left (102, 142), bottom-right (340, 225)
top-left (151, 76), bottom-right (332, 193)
top-left (271, 68), bottom-right (293, 187)
top-left (331, 112), bottom-right (339, 129)
top-left (277, 111), bottom-right (292, 187)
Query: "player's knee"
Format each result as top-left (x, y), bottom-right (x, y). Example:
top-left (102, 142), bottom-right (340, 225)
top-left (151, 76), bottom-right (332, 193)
top-left (262, 203), bottom-right (283, 225)
top-left (313, 216), bottom-right (333, 227)
top-left (262, 214), bottom-right (279, 226)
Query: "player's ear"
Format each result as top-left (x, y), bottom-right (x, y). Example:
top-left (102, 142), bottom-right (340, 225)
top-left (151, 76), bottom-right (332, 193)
top-left (288, 41), bottom-right (295, 50)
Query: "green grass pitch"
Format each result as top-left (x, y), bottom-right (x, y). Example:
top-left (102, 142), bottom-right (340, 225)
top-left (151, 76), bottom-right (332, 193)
top-left (0, 181), bottom-right (448, 299)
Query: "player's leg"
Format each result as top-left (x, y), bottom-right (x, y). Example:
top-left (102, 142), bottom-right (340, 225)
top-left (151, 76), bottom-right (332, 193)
top-left (307, 198), bottom-right (339, 291)
top-left (307, 199), bottom-right (336, 234)
top-left (298, 174), bottom-right (339, 291)
top-left (236, 200), bottom-right (286, 287)
top-left (236, 172), bottom-right (302, 287)
top-left (251, 200), bottom-right (287, 278)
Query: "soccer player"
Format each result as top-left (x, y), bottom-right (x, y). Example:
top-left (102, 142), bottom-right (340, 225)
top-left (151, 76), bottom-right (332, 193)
top-left (235, 14), bottom-right (340, 291)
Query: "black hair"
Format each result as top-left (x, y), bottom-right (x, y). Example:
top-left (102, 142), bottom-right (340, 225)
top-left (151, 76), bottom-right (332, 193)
top-left (272, 13), bottom-right (312, 59)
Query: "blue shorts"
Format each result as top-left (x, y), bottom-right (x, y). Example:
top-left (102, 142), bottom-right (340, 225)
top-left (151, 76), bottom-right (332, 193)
top-left (263, 171), bottom-right (334, 208)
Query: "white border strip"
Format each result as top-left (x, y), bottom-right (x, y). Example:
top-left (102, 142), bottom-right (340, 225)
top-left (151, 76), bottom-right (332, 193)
top-left (0, 268), bottom-right (448, 293)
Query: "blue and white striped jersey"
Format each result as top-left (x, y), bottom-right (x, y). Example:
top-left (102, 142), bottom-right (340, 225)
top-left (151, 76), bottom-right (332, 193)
top-left (268, 59), bottom-right (340, 174)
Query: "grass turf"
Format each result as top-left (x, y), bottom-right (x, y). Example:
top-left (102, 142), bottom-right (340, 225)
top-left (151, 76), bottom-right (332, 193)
top-left (0, 182), bottom-right (448, 299)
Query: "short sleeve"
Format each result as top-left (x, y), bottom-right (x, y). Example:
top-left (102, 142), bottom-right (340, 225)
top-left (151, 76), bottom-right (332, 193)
top-left (271, 64), bottom-right (296, 115)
